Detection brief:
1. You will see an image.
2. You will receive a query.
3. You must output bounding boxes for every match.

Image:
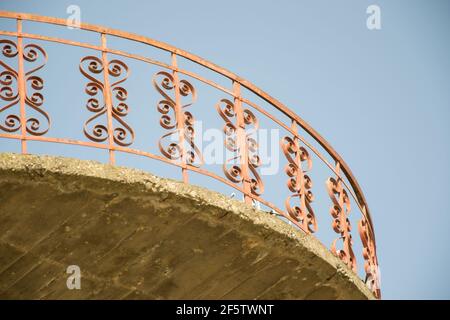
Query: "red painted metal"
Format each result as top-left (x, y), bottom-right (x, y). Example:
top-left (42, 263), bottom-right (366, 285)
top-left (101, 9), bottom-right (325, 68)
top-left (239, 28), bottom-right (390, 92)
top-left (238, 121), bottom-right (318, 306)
top-left (153, 55), bottom-right (203, 183)
top-left (326, 162), bottom-right (357, 272)
top-left (281, 121), bottom-right (317, 234)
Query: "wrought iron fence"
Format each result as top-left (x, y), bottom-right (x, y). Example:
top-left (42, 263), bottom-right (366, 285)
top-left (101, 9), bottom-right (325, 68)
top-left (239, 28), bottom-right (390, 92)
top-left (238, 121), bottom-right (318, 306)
top-left (0, 11), bottom-right (380, 298)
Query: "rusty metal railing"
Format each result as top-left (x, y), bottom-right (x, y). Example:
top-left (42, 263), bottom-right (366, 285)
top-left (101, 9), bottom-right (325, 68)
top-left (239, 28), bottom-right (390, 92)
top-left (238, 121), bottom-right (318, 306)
top-left (0, 11), bottom-right (380, 298)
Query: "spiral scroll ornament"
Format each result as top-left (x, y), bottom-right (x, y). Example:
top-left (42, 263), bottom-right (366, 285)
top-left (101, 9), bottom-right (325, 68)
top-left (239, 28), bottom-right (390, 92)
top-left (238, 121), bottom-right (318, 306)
top-left (281, 135), bottom-right (317, 233)
top-left (326, 169), bottom-right (357, 272)
top-left (79, 56), bottom-right (134, 146)
top-left (215, 98), bottom-right (264, 196)
top-left (152, 70), bottom-right (203, 167)
top-left (0, 40), bottom-right (49, 135)
top-left (359, 215), bottom-right (381, 298)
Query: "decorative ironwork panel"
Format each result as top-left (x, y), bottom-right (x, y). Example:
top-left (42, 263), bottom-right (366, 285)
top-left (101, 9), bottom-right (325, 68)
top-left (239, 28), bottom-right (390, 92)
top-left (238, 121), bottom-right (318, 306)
top-left (0, 39), bottom-right (49, 136)
top-left (326, 163), bottom-right (357, 272)
top-left (359, 214), bottom-right (381, 298)
top-left (215, 96), bottom-right (264, 199)
top-left (79, 55), bottom-right (134, 147)
top-left (152, 70), bottom-right (203, 168)
top-left (281, 129), bottom-right (317, 233)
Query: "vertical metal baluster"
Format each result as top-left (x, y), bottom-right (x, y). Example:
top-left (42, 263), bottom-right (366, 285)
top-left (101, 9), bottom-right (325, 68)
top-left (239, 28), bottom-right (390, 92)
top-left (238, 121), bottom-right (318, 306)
top-left (171, 53), bottom-right (188, 183)
top-left (327, 161), bottom-right (356, 271)
top-left (100, 33), bottom-right (115, 165)
top-left (281, 120), bottom-right (316, 233)
top-left (359, 205), bottom-right (380, 298)
top-left (16, 18), bottom-right (26, 154)
top-left (291, 121), bottom-right (307, 230)
top-left (337, 162), bottom-right (352, 264)
top-left (233, 81), bottom-right (252, 204)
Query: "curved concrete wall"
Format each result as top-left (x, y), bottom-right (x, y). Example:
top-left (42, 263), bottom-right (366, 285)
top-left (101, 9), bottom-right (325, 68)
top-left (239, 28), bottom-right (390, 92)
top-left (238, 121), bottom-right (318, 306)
top-left (0, 153), bottom-right (373, 299)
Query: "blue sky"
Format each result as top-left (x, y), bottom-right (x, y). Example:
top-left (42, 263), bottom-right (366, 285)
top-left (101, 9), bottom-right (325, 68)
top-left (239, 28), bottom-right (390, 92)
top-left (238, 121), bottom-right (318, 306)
top-left (1, 0), bottom-right (449, 299)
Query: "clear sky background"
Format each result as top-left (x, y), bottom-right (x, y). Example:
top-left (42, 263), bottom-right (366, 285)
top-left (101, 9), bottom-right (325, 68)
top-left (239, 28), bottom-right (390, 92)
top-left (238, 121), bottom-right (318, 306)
top-left (1, 0), bottom-right (449, 299)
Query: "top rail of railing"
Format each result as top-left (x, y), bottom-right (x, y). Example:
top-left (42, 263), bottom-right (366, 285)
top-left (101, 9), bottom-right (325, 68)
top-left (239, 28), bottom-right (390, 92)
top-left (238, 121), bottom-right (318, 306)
top-left (0, 11), bottom-right (380, 298)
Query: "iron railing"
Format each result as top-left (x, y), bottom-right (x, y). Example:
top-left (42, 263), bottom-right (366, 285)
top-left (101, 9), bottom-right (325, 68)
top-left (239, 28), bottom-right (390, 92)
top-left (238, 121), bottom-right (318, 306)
top-left (0, 11), bottom-right (380, 298)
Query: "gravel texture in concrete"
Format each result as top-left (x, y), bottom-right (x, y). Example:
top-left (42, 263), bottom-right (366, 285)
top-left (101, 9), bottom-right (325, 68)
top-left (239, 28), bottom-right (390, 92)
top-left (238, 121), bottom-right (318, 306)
top-left (0, 153), bottom-right (373, 299)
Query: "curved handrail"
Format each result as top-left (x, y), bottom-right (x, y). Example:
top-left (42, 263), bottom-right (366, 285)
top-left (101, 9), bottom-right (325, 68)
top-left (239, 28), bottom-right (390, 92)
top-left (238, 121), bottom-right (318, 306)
top-left (0, 11), bottom-right (374, 234)
top-left (0, 11), bottom-right (380, 298)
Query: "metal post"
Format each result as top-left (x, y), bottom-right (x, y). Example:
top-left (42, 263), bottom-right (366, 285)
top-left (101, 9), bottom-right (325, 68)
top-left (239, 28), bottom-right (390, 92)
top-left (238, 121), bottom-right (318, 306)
top-left (171, 53), bottom-right (188, 183)
top-left (233, 81), bottom-right (251, 204)
top-left (16, 19), bottom-right (27, 154)
top-left (101, 33), bottom-right (115, 165)
top-left (291, 120), bottom-right (307, 230)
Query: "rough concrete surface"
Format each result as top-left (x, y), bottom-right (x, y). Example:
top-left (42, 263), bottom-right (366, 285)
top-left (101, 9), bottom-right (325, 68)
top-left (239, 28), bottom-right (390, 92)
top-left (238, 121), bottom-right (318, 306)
top-left (0, 153), bottom-right (374, 299)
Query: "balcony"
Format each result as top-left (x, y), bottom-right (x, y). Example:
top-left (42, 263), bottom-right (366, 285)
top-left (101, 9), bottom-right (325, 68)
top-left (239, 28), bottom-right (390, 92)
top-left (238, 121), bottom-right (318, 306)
top-left (0, 11), bottom-right (380, 299)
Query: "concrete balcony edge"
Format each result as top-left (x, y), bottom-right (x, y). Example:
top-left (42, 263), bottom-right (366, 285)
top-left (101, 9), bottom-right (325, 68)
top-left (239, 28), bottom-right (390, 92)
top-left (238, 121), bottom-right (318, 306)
top-left (0, 153), bottom-right (374, 299)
